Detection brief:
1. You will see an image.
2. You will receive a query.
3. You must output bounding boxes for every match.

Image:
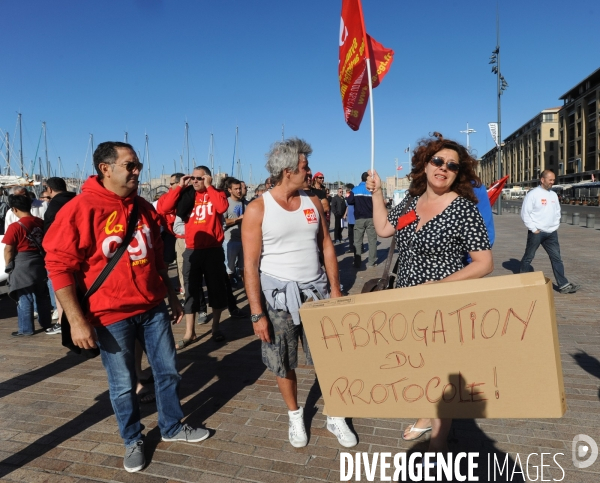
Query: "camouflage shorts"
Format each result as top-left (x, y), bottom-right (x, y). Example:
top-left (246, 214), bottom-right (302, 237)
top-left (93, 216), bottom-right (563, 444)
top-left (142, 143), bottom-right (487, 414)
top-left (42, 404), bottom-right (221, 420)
top-left (262, 302), bottom-right (313, 378)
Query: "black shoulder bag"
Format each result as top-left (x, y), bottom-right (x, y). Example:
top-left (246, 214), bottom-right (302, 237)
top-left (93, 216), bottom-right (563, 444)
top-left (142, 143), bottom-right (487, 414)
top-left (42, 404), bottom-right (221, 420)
top-left (361, 196), bottom-right (414, 293)
top-left (61, 200), bottom-right (139, 358)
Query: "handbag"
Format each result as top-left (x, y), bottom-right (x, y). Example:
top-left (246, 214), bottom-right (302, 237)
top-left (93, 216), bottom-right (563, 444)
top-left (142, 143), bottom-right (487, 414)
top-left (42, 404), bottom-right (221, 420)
top-left (61, 200), bottom-right (139, 358)
top-left (361, 196), bottom-right (414, 293)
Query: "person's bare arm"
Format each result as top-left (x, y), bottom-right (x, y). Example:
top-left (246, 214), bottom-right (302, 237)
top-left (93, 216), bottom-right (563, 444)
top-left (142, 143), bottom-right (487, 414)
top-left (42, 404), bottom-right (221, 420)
top-left (55, 284), bottom-right (98, 349)
top-left (438, 250), bottom-right (494, 283)
top-left (4, 244), bottom-right (15, 268)
top-left (310, 193), bottom-right (341, 298)
top-left (366, 169), bottom-right (396, 237)
top-left (158, 268), bottom-right (183, 324)
top-left (321, 197), bottom-right (330, 213)
top-left (242, 198), bottom-right (271, 342)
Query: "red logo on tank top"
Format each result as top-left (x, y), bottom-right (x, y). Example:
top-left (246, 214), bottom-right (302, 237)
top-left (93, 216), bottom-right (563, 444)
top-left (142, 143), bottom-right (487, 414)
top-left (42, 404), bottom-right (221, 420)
top-left (303, 208), bottom-right (318, 224)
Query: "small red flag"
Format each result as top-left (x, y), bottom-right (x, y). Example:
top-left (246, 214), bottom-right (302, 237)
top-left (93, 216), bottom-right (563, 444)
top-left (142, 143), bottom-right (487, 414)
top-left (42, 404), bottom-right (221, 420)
top-left (339, 0), bottom-right (394, 131)
top-left (396, 166), bottom-right (403, 171)
top-left (487, 175), bottom-right (510, 206)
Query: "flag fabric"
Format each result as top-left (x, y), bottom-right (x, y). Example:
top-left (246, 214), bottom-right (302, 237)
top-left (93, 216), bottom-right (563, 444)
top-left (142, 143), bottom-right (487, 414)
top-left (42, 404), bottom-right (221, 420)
top-left (404, 147), bottom-right (410, 153)
top-left (488, 122), bottom-right (499, 146)
top-left (339, 0), bottom-right (394, 131)
top-left (396, 166), bottom-right (403, 171)
top-left (487, 175), bottom-right (510, 206)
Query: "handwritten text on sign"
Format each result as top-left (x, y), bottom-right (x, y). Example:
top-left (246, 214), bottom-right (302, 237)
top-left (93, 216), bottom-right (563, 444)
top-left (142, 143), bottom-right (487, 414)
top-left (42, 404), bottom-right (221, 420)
top-left (301, 275), bottom-right (565, 419)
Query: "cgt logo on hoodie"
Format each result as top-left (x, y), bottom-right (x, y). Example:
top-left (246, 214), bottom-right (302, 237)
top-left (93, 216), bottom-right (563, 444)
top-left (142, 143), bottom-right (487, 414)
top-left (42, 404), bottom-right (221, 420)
top-left (101, 211), bottom-right (153, 266)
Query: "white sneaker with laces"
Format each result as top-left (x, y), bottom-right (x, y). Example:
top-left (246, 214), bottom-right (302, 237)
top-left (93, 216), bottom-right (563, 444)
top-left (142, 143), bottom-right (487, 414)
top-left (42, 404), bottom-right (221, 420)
top-left (288, 407), bottom-right (308, 448)
top-left (327, 416), bottom-right (357, 448)
top-left (52, 309), bottom-right (59, 320)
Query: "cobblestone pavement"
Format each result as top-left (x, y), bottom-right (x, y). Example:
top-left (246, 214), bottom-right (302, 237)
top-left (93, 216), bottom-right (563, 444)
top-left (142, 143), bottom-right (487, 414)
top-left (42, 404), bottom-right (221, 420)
top-left (0, 215), bottom-right (599, 482)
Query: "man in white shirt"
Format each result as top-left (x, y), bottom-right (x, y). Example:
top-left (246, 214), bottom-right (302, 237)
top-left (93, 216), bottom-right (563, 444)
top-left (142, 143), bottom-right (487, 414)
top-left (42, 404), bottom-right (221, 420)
top-left (519, 170), bottom-right (580, 294)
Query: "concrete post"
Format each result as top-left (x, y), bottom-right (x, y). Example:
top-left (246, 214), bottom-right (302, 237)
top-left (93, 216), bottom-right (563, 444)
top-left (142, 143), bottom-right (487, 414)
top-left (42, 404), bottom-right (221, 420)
top-left (586, 214), bottom-right (595, 228)
top-left (572, 212), bottom-right (580, 225)
top-left (561, 212), bottom-right (567, 223)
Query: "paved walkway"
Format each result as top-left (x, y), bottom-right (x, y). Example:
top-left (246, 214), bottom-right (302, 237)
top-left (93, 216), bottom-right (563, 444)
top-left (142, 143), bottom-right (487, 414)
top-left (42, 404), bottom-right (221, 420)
top-left (0, 214), bottom-right (599, 482)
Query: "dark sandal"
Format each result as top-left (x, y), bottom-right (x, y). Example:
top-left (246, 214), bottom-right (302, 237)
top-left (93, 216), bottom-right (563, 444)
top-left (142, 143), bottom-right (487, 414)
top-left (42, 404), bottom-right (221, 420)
top-left (139, 392), bottom-right (156, 404)
top-left (211, 331), bottom-right (226, 343)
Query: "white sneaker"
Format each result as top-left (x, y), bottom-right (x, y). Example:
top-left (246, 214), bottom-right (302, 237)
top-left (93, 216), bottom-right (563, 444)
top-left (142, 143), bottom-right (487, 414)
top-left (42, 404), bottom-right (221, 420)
top-left (288, 407), bottom-right (308, 448)
top-left (327, 416), bottom-right (358, 448)
top-left (52, 309), bottom-right (59, 320)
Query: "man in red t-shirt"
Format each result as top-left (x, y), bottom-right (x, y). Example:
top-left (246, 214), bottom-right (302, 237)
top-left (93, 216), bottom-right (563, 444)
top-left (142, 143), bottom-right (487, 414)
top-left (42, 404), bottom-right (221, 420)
top-left (3, 194), bottom-right (52, 336)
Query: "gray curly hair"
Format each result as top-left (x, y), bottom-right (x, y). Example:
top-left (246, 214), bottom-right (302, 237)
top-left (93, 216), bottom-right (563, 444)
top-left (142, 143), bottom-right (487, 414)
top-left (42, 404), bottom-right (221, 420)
top-left (265, 137), bottom-right (312, 185)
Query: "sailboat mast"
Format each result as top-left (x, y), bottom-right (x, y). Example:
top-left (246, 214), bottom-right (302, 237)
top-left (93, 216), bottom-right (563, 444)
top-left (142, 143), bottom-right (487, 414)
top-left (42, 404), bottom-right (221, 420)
top-left (124, 131), bottom-right (128, 143)
top-left (145, 134), bottom-right (151, 194)
top-left (231, 126), bottom-right (238, 176)
top-left (43, 121), bottom-right (50, 178)
top-left (5, 132), bottom-right (10, 176)
top-left (18, 112), bottom-right (24, 176)
top-left (185, 122), bottom-right (190, 173)
top-left (58, 157), bottom-right (62, 178)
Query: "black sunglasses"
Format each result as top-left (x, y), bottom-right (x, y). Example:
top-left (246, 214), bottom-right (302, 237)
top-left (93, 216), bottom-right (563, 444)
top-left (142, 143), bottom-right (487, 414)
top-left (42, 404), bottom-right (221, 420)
top-left (429, 156), bottom-right (459, 173)
top-left (190, 176), bottom-right (205, 181)
top-left (107, 161), bottom-right (143, 172)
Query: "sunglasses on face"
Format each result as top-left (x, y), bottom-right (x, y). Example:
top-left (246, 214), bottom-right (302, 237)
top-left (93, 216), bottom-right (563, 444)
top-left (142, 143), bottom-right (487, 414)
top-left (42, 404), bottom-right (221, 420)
top-left (315, 176), bottom-right (324, 179)
top-left (113, 161), bottom-right (143, 172)
top-left (190, 176), bottom-right (204, 181)
top-left (429, 156), bottom-right (460, 173)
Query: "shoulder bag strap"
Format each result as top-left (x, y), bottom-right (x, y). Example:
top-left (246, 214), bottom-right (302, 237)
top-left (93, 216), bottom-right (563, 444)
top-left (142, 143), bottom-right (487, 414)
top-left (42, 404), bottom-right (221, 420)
top-left (83, 199), bottom-right (139, 302)
top-left (16, 220), bottom-right (46, 255)
top-left (378, 196), bottom-right (414, 288)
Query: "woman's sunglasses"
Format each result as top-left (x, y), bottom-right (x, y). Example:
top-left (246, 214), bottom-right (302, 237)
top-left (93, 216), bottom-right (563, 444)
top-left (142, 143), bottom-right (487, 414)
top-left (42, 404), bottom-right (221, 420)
top-left (429, 156), bottom-right (460, 173)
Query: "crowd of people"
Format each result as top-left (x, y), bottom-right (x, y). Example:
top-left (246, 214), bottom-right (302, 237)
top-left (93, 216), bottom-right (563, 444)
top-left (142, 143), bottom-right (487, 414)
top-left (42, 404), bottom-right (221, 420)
top-left (1, 133), bottom-right (581, 473)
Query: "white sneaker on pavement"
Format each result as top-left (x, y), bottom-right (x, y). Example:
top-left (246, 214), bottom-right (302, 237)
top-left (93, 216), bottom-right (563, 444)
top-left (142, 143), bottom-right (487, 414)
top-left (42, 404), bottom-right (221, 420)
top-left (327, 416), bottom-right (358, 448)
top-left (288, 407), bottom-right (308, 448)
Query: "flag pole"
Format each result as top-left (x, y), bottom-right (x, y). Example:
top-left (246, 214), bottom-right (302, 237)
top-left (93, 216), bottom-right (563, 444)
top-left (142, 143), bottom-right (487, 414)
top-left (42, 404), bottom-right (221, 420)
top-left (357, 0), bottom-right (375, 176)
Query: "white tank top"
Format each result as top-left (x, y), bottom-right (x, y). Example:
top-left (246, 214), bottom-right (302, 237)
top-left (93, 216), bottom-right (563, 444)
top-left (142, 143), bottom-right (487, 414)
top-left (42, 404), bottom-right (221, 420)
top-left (260, 190), bottom-right (324, 283)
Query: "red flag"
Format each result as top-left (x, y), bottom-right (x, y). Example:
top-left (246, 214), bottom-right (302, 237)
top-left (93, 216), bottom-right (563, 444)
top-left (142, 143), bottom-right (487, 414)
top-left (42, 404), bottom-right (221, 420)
top-left (339, 0), bottom-right (394, 131)
top-left (487, 175), bottom-right (510, 206)
top-left (396, 166), bottom-right (403, 170)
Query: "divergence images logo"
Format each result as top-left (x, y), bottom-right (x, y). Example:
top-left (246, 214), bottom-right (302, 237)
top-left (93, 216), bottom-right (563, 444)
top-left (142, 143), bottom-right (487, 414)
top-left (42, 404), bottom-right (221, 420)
top-left (572, 434), bottom-right (598, 469)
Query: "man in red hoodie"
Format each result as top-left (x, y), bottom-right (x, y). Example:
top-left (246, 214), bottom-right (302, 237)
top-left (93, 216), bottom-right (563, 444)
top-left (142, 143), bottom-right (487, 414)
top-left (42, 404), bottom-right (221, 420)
top-left (44, 142), bottom-right (209, 473)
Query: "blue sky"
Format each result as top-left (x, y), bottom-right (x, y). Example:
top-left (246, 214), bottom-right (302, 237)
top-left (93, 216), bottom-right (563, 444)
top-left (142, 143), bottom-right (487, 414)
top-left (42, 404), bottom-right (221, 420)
top-left (1, 0), bottom-right (599, 186)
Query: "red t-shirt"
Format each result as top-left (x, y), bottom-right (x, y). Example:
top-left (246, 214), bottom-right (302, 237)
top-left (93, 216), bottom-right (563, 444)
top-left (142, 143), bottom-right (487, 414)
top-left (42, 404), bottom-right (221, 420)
top-left (3, 216), bottom-right (44, 252)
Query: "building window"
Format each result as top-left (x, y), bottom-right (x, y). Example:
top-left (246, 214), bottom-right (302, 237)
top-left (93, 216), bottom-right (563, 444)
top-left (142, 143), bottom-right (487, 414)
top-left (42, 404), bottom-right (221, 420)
top-left (550, 142), bottom-right (554, 151)
top-left (550, 128), bottom-right (555, 138)
top-left (543, 113), bottom-right (555, 122)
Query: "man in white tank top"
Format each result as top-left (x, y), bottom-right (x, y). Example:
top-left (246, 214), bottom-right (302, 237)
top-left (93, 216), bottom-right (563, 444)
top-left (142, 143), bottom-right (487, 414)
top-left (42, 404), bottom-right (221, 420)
top-left (242, 138), bottom-right (357, 449)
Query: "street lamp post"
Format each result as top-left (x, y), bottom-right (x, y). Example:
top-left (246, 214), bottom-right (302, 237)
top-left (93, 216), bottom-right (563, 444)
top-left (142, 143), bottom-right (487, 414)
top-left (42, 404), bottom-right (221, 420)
top-left (460, 122), bottom-right (476, 151)
top-left (489, 11), bottom-right (508, 215)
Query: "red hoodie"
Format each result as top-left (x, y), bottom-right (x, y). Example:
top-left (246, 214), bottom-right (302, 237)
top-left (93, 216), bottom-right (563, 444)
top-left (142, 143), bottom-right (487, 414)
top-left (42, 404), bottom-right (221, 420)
top-left (157, 184), bottom-right (228, 249)
top-left (44, 176), bottom-right (167, 327)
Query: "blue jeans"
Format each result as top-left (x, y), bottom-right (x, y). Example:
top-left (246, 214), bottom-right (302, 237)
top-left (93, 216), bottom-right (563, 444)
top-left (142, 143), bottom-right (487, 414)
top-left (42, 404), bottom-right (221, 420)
top-left (520, 230), bottom-right (569, 288)
top-left (95, 302), bottom-right (184, 446)
top-left (226, 240), bottom-right (244, 275)
top-left (16, 281), bottom-right (53, 335)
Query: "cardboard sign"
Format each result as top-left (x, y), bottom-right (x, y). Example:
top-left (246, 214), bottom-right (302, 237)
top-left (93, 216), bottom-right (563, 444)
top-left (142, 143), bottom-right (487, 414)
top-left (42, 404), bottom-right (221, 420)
top-left (299, 273), bottom-right (566, 419)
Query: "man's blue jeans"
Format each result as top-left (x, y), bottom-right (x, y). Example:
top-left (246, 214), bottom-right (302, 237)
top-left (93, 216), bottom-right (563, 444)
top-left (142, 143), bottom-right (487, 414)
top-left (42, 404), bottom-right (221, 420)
top-left (16, 281), bottom-right (52, 335)
top-left (520, 230), bottom-right (569, 288)
top-left (95, 302), bottom-right (184, 446)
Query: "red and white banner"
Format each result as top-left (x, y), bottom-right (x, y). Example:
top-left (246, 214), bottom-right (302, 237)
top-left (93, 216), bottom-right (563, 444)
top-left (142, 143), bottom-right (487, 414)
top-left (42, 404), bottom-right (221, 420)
top-left (339, 0), bottom-right (394, 131)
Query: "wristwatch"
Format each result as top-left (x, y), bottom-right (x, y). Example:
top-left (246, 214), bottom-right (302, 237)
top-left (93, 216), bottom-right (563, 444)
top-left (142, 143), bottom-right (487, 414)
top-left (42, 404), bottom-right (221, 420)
top-left (251, 312), bottom-right (265, 323)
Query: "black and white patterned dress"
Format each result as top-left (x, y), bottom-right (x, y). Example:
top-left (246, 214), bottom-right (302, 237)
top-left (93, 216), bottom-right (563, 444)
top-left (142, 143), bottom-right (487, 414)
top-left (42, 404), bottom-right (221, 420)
top-left (387, 195), bottom-right (491, 288)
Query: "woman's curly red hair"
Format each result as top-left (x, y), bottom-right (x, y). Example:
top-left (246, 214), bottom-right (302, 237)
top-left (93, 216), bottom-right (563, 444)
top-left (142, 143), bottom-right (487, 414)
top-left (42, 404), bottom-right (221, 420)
top-left (408, 132), bottom-right (482, 203)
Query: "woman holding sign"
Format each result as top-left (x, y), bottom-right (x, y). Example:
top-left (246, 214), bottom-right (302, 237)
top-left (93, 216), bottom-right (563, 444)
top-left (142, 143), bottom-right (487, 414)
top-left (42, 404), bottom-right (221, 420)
top-left (367, 132), bottom-right (493, 452)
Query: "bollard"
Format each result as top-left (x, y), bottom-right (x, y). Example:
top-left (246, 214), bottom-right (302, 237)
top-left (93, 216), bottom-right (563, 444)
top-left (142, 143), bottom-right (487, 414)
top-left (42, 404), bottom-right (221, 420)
top-left (586, 214), bottom-right (595, 228)
top-left (561, 212), bottom-right (567, 223)
top-left (514, 206), bottom-right (519, 214)
top-left (572, 212), bottom-right (580, 225)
